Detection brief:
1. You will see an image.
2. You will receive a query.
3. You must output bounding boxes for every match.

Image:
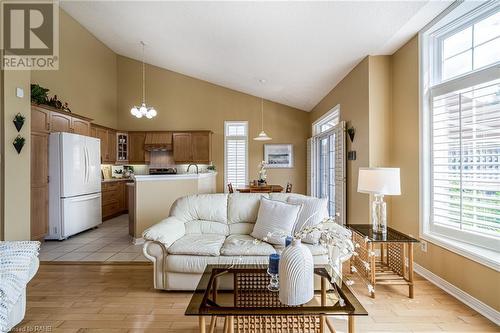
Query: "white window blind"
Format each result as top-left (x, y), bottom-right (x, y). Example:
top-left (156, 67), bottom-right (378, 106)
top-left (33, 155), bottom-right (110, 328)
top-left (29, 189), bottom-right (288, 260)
top-left (421, 1), bottom-right (500, 267)
top-left (431, 78), bottom-right (500, 249)
top-left (224, 121), bottom-right (248, 191)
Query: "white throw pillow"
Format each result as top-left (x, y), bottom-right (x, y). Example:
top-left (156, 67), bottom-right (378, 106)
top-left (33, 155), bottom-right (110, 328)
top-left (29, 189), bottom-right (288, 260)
top-left (288, 197), bottom-right (328, 244)
top-left (251, 197), bottom-right (302, 245)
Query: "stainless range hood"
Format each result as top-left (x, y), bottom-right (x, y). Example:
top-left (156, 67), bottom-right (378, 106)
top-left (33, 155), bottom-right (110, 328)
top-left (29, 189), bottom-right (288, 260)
top-left (144, 132), bottom-right (173, 151)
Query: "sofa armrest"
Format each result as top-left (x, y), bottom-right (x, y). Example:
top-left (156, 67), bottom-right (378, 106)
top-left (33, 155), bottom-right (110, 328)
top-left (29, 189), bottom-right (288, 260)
top-left (142, 216), bottom-right (186, 247)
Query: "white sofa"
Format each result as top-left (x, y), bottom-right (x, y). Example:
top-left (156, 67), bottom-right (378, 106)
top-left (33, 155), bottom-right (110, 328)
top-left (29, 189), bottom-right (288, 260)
top-left (143, 193), bottom-right (335, 291)
top-left (1, 242), bottom-right (40, 332)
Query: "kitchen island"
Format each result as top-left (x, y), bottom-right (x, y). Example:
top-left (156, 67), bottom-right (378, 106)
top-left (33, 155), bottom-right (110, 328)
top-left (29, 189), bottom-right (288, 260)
top-left (128, 172), bottom-right (217, 240)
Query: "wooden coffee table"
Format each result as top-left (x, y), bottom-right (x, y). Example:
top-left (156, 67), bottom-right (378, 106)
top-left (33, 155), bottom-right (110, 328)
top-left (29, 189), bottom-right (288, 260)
top-left (185, 264), bottom-right (367, 333)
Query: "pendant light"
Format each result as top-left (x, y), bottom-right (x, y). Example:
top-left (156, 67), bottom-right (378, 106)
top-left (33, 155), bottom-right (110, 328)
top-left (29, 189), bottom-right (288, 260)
top-left (130, 41), bottom-right (157, 119)
top-left (254, 98), bottom-right (272, 141)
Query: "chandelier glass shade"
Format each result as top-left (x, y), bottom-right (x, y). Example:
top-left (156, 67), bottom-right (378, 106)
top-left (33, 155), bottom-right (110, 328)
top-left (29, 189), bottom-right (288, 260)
top-left (130, 41), bottom-right (157, 119)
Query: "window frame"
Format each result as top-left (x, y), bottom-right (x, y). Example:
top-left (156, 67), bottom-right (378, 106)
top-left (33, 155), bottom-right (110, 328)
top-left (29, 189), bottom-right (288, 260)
top-left (419, 1), bottom-right (500, 271)
top-left (224, 121), bottom-right (249, 192)
top-left (312, 105), bottom-right (340, 136)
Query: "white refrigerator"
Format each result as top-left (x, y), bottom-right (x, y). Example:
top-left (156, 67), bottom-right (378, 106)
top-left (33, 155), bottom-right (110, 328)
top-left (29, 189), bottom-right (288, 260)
top-left (47, 132), bottom-right (102, 240)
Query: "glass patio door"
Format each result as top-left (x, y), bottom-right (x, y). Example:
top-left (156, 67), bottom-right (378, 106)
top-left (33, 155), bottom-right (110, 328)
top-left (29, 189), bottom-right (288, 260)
top-left (310, 121), bottom-right (346, 224)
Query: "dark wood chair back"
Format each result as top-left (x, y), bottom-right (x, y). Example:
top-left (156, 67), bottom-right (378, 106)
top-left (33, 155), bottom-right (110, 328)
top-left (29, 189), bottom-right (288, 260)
top-left (227, 183), bottom-right (234, 194)
top-left (285, 182), bottom-right (293, 193)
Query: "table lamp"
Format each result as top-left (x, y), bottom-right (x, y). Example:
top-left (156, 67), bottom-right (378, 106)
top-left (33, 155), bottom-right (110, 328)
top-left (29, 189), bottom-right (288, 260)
top-left (357, 167), bottom-right (401, 234)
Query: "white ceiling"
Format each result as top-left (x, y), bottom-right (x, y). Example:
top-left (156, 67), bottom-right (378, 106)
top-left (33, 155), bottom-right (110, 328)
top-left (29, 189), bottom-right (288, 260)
top-left (60, 1), bottom-right (451, 111)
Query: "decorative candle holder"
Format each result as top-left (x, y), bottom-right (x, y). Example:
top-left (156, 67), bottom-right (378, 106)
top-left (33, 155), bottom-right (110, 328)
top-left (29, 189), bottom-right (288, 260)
top-left (267, 253), bottom-right (280, 292)
top-left (267, 269), bottom-right (279, 292)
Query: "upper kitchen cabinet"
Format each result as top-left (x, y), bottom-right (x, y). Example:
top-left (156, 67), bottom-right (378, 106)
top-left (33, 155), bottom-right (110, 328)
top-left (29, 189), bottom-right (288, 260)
top-left (50, 112), bottom-right (72, 133)
top-left (91, 124), bottom-right (116, 164)
top-left (128, 131), bottom-right (150, 164)
top-left (31, 106), bottom-right (50, 133)
top-left (173, 131), bottom-right (212, 164)
top-left (71, 118), bottom-right (91, 136)
top-left (32, 104), bottom-right (91, 135)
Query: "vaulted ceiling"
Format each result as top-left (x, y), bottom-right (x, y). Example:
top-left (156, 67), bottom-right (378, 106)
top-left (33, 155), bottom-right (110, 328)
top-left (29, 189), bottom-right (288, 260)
top-left (61, 1), bottom-right (451, 111)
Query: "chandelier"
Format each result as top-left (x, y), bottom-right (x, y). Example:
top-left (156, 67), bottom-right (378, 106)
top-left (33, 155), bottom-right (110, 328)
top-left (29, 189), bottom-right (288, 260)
top-left (131, 41), bottom-right (157, 119)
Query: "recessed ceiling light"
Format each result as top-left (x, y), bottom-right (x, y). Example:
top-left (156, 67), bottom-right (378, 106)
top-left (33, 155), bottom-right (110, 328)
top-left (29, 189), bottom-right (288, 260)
top-left (259, 79), bottom-right (267, 84)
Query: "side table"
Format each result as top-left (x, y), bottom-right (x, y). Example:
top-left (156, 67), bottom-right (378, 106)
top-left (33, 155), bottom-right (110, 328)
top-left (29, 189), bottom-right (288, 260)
top-left (348, 224), bottom-right (419, 298)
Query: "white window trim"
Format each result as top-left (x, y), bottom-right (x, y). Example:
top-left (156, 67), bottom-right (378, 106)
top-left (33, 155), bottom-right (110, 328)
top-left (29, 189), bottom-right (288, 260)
top-left (419, 1), bottom-right (500, 271)
top-left (224, 121), bottom-right (248, 192)
top-left (312, 104), bottom-right (340, 136)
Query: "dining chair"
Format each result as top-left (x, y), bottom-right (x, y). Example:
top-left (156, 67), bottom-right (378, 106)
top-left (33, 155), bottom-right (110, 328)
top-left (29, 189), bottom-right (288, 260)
top-left (285, 182), bottom-right (293, 193)
top-left (227, 183), bottom-right (234, 194)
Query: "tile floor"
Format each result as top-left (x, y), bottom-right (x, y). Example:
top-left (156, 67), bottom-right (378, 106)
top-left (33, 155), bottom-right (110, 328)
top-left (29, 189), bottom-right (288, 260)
top-left (39, 214), bottom-right (148, 262)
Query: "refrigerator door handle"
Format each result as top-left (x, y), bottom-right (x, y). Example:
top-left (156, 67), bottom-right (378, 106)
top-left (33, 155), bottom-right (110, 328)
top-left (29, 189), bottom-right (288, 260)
top-left (84, 146), bottom-right (89, 183)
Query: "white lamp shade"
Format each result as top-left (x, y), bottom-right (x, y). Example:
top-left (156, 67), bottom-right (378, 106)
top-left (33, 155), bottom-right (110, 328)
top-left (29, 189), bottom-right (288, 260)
top-left (253, 130), bottom-right (272, 141)
top-left (357, 167), bottom-right (401, 195)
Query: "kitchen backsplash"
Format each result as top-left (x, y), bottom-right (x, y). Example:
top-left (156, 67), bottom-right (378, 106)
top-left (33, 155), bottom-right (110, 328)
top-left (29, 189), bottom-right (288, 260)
top-left (100, 164), bottom-right (209, 179)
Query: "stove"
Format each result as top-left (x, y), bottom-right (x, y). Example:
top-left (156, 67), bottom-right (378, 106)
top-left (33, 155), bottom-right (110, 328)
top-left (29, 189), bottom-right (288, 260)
top-left (149, 167), bottom-right (177, 175)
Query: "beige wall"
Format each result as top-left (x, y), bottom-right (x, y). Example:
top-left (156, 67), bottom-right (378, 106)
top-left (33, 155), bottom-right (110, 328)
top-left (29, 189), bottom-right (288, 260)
top-left (117, 55), bottom-right (309, 194)
top-left (31, 10), bottom-right (117, 128)
top-left (368, 56), bottom-right (392, 168)
top-left (390, 36), bottom-right (499, 311)
top-left (309, 57), bottom-right (370, 224)
top-left (2, 70), bottom-right (31, 240)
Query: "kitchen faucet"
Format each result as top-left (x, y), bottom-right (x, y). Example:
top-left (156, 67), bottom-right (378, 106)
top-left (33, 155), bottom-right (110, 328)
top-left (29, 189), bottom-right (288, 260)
top-left (187, 164), bottom-right (199, 174)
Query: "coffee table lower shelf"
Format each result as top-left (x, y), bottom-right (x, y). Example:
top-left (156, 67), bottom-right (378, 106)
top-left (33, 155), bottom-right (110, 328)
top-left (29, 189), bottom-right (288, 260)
top-left (198, 313), bottom-right (354, 333)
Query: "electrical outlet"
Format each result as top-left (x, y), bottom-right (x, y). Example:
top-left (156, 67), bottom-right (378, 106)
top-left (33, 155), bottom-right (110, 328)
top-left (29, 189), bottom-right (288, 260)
top-left (420, 240), bottom-right (428, 253)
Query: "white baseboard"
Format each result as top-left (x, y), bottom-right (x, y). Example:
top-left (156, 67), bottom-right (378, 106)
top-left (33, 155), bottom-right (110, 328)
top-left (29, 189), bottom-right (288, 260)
top-left (132, 237), bottom-right (144, 245)
top-left (414, 263), bottom-right (500, 325)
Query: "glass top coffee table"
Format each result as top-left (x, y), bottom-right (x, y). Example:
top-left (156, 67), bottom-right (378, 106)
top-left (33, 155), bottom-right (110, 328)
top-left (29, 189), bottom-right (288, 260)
top-left (185, 264), bottom-right (367, 333)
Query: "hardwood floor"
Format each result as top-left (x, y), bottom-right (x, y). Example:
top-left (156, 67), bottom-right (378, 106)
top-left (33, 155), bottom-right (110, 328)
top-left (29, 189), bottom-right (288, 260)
top-left (14, 264), bottom-right (498, 333)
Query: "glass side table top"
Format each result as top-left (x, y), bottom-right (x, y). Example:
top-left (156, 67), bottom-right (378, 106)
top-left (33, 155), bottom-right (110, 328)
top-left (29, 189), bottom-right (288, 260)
top-left (185, 264), bottom-right (368, 317)
top-left (348, 224), bottom-right (420, 243)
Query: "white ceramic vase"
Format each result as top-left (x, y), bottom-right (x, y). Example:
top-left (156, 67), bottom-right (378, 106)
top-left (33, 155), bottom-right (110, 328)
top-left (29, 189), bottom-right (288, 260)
top-left (278, 238), bottom-right (314, 306)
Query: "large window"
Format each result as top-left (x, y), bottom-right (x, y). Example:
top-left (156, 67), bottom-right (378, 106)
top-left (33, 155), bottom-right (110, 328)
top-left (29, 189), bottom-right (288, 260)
top-left (421, 2), bottom-right (500, 269)
top-left (224, 121), bottom-right (248, 191)
top-left (310, 106), bottom-right (346, 224)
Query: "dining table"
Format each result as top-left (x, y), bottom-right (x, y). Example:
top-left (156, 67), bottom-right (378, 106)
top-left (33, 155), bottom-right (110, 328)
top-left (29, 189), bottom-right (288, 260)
top-left (236, 184), bottom-right (284, 193)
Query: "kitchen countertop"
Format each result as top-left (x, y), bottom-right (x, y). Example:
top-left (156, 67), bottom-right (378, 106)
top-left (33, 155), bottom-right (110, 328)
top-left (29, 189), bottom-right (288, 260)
top-left (133, 172), bottom-right (217, 182)
top-left (102, 178), bottom-right (133, 183)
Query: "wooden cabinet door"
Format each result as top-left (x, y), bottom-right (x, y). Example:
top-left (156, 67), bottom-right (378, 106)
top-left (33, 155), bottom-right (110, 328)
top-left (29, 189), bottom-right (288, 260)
top-left (173, 133), bottom-right (192, 163)
top-left (107, 130), bottom-right (117, 163)
top-left (71, 118), bottom-right (90, 136)
top-left (31, 132), bottom-right (49, 240)
top-left (95, 127), bottom-right (108, 163)
top-left (90, 125), bottom-right (97, 138)
top-left (128, 132), bottom-right (148, 163)
top-left (50, 112), bottom-right (72, 133)
top-left (192, 132), bottom-right (211, 163)
top-left (31, 107), bottom-right (50, 133)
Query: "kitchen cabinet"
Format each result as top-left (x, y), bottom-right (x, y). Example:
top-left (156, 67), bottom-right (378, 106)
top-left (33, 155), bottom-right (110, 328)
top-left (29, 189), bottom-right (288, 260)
top-left (172, 132), bottom-right (192, 163)
top-left (117, 132), bottom-right (129, 163)
top-left (31, 106), bottom-right (50, 133)
top-left (101, 180), bottom-right (129, 221)
top-left (30, 131), bottom-right (49, 240)
top-left (128, 131), bottom-right (150, 164)
top-left (71, 118), bottom-right (90, 136)
top-left (173, 131), bottom-right (212, 164)
top-left (192, 132), bottom-right (211, 163)
top-left (50, 112), bottom-right (72, 133)
top-left (91, 125), bottom-right (116, 164)
top-left (32, 104), bottom-right (91, 135)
